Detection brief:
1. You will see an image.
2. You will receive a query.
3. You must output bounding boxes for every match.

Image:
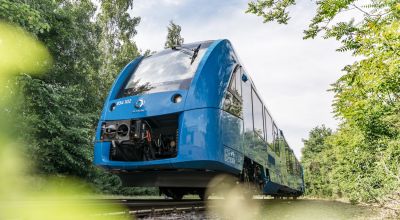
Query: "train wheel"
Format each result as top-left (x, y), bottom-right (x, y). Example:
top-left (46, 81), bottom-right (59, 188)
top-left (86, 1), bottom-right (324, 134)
top-left (199, 193), bottom-right (205, 201)
top-left (199, 189), bottom-right (207, 201)
top-left (160, 188), bottom-right (184, 201)
top-left (171, 192), bottom-right (184, 201)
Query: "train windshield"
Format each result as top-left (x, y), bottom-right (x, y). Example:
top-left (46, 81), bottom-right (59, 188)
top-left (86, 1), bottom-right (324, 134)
top-left (120, 41), bottom-right (213, 97)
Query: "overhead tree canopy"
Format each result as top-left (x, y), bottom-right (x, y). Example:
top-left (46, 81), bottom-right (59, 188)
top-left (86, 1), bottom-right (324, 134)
top-left (246, 0), bottom-right (295, 24)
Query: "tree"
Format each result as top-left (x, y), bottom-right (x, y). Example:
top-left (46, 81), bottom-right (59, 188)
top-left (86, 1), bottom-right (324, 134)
top-left (247, 0), bottom-right (400, 204)
top-left (301, 125), bottom-right (332, 161)
top-left (0, 0), bottom-right (103, 177)
top-left (0, 0), bottom-right (141, 178)
top-left (246, 0), bottom-right (295, 24)
top-left (301, 126), bottom-right (334, 197)
top-left (164, 20), bottom-right (184, 49)
top-left (0, 0), bottom-right (159, 196)
top-left (97, 0), bottom-right (141, 98)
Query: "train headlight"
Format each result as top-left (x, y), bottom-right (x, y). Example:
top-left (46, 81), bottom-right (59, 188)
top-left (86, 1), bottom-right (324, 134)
top-left (172, 94), bottom-right (182, 103)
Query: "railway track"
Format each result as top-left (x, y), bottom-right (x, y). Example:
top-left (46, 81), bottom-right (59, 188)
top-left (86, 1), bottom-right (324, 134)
top-left (100, 199), bottom-right (207, 218)
top-left (4, 198), bottom-right (207, 219)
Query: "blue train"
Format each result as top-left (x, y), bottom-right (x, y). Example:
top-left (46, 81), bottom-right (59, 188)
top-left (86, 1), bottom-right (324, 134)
top-left (94, 39), bottom-right (304, 200)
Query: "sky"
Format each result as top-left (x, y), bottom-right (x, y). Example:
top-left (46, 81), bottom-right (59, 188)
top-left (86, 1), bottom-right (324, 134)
top-left (130, 0), bottom-right (355, 158)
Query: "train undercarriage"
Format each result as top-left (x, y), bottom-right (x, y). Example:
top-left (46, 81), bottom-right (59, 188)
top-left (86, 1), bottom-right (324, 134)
top-left (115, 158), bottom-right (270, 200)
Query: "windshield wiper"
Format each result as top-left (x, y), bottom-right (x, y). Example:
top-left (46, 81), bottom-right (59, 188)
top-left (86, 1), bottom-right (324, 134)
top-left (172, 44), bottom-right (202, 65)
top-left (190, 44), bottom-right (201, 64)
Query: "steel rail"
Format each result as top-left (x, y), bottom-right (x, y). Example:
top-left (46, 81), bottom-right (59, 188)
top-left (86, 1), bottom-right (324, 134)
top-left (98, 199), bottom-right (206, 218)
top-left (4, 199), bottom-right (207, 219)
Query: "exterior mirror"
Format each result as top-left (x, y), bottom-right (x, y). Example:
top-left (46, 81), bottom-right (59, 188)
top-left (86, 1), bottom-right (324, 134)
top-left (242, 73), bottom-right (248, 82)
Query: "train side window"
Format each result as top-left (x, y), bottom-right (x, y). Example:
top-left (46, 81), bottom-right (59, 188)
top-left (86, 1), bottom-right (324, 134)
top-left (271, 122), bottom-right (280, 154)
top-left (264, 109), bottom-right (274, 145)
top-left (286, 148), bottom-right (294, 175)
top-left (286, 150), bottom-right (290, 173)
top-left (275, 131), bottom-right (281, 156)
top-left (224, 65), bottom-right (242, 117)
top-left (252, 88), bottom-right (264, 139)
top-left (279, 136), bottom-right (286, 157)
top-left (242, 77), bottom-right (253, 133)
top-left (273, 123), bottom-right (278, 142)
top-left (229, 71), bottom-right (236, 93)
top-left (277, 130), bottom-right (285, 157)
top-left (291, 154), bottom-right (296, 175)
top-left (235, 67), bottom-right (242, 96)
top-left (228, 65), bottom-right (241, 98)
top-left (295, 159), bottom-right (300, 176)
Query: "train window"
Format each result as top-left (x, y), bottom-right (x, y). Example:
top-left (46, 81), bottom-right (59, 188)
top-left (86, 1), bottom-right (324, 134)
top-left (229, 71), bottom-right (236, 92)
top-left (285, 145), bottom-right (291, 174)
top-left (286, 149), bottom-right (295, 175)
top-left (295, 159), bottom-right (301, 176)
top-left (277, 131), bottom-right (286, 156)
top-left (279, 137), bottom-right (286, 157)
top-left (291, 154), bottom-right (296, 175)
top-left (224, 66), bottom-right (242, 117)
top-left (223, 92), bottom-right (242, 117)
top-left (235, 67), bottom-right (242, 96)
top-left (273, 123), bottom-right (278, 141)
top-left (252, 88), bottom-right (264, 139)
top-left (120, 42), bottom-right (212, 97)
top-left (228, 65), bottom-right (241, 98)
top-left (264, 109), bottom-right (273, 145)
top-left (274, 131), bottom-right (281, 156)
top-left (268, 154), bottom-right (275, 166)
top-left (271, 122), bottom-right (280, 154)
top-left (242, 78), bottom-right (253, 134)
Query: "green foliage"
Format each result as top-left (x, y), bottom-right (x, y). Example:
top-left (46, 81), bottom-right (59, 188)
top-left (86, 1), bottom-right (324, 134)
top-left (302, 124), bottom-right (400, 203)
top-left (246, 0), bottom-right (399, 42)
top-left (249, 0), bottom-right (400, 204)
top-left (301, 126), bottom-right (335, 197)
top-left (329, 17), bottom-right (400, 202)
top-left (90, 168), bottom-right (158, 196)
top-left (329, 126), bottom-right (387, 203)
top-left (1, 0), bottom-right (148, 195)
top-left (97, 0), bottom-right (141, 94)
top-left (18, 75), bottom-right (95, 176)
top-left (164, 20), bottom-right (184, 49)
top-left (0, 0), bottom-right (102, 178)
top-left (331, 18), bottom-right (400, 139)
top-left (246, 0), bottom-right (295, 24)
top-left (328, 9), bottom-right (400, 203)
top-left (0, 0), bottom-right (50, 34)
top-left (302, 125), bottom-right (333, 159)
